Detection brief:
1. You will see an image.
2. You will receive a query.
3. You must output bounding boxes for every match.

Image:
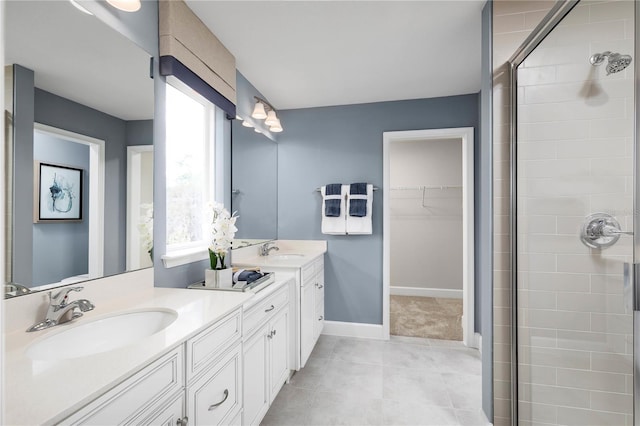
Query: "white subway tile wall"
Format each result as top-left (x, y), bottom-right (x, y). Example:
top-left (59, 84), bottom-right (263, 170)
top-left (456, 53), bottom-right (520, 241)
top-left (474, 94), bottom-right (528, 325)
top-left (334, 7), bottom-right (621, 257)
top-left (515, 1), bottom-right (634, 425)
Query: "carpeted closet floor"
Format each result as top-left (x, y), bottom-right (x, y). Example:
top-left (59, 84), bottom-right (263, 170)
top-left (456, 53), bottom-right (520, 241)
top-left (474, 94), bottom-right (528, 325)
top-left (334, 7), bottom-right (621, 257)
top-left (390, 295), bottom-right (463, 341)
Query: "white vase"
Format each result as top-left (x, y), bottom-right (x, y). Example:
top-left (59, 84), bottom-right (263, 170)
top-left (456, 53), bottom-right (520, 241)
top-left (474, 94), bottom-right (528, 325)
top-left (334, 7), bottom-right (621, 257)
top-left (204, 268), bottom-right (233, 289)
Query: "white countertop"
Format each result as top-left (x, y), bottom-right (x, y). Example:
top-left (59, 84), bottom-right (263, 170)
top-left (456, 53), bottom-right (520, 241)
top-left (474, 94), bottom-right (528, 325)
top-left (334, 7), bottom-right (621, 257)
top-left (4, 287), bottom-right (253, 425)
top-left (232, 241), bottom-right (326, 270)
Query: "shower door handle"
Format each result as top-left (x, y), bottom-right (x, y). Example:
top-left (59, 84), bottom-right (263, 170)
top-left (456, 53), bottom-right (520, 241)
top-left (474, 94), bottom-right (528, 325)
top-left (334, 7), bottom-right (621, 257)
top-left (623, 263), bottom-right (640, 313)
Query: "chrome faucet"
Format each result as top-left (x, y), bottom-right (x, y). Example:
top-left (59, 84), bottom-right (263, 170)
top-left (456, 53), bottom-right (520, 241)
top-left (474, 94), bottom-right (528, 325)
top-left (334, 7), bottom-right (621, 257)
top-left (259, 241), bottom-right (280, 256)
top-left (27, 286), bottom-right (95, 332)
top-left (5, 282), bottom-right (31, 298)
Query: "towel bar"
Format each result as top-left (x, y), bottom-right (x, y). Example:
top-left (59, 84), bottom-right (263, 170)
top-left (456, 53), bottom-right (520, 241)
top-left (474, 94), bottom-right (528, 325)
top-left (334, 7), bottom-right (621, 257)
top-left (315, 186), bottom-right (378, 192)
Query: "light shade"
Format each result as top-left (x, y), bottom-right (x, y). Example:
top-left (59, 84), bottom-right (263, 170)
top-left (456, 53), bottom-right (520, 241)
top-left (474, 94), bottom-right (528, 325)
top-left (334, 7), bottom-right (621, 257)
top-left (264, 110), bottom-right (278, 126)
top-left (242, 120), bottom-right (254, 128)
top-left (106, 0), bottom-right (141, 12)
top-left (269, 118), bottom-right (283, 133)
top-left (251, 101), bottom-right (267, 119)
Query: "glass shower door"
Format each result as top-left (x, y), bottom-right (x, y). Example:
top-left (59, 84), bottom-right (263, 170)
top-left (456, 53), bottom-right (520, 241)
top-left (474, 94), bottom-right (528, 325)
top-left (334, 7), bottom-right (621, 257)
top-left (514, 1), bottom-right (635, 424)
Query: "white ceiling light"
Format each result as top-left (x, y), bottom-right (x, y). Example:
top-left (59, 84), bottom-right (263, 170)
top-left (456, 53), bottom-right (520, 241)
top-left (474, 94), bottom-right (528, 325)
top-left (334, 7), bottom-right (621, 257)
top-left (69, 0), bottom-right (93, 15)
top-left (106, 0), bottom-right (141, 12)
top-left (251, 101), bottom-right (267, 119)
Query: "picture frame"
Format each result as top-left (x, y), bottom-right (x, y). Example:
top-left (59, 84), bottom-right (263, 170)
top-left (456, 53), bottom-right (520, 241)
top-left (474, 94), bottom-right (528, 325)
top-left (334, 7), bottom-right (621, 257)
top-left (34, 161), bottom-right (83, 222)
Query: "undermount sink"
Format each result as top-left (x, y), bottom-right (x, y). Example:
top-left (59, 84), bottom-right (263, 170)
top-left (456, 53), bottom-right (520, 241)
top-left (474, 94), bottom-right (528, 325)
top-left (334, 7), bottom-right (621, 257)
top-left (26, 309), bottom-right (178, 361)
top-left (268, 254), bottom-right (305, 261)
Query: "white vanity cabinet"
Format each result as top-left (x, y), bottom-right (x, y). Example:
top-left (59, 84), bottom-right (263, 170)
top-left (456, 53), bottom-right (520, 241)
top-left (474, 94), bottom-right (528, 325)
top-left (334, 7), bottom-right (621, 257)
top-left (300, 256), bottom-right (324, 367)
top-left (62, 308), bottom-right (243, 426)
top-left (242, 281), bottom-right (290, 426)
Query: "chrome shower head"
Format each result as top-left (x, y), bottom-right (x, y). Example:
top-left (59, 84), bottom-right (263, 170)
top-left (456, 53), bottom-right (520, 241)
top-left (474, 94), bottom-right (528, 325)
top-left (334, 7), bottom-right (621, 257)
top-left (590, 51), bottom-right (633, 75)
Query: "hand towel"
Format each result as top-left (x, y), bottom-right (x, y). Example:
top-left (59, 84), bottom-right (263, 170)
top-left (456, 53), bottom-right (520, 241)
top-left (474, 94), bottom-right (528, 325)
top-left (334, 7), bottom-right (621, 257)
top-left (324, 183), bottom-right (343, 217)
top-left (349, 182), bottom-right (368, 217)
top-left (346, 183), bottom-right (373, 235)
top-left (321, 184), bottom-right (348, 235)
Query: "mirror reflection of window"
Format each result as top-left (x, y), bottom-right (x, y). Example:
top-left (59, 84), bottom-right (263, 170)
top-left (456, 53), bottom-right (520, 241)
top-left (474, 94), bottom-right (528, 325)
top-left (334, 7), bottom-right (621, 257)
top-left (165, 82), bottom-right (216, 253)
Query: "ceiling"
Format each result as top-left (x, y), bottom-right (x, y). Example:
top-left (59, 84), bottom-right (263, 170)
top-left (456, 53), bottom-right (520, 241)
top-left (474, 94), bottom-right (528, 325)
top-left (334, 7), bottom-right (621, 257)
top-left (5, 1), bottom-right (153, 121)
top-left (186, 0), bottom-right (484, 110)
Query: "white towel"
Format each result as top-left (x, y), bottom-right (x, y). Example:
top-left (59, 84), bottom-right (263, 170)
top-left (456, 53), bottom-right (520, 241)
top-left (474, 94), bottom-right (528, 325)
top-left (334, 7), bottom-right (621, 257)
top-left (346, 184), bottom-right (373, 235)
top-left (321, 184), bottom-right (347, 235)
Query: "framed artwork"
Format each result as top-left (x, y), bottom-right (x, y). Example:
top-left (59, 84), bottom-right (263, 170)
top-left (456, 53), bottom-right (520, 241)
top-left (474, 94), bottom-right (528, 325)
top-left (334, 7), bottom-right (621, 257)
top-left (35, 162), bottom-right (83, 222)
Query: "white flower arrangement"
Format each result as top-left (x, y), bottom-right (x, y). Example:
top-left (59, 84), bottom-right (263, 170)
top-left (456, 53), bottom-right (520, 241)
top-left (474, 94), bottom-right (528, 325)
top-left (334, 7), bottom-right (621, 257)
top-left (208, 202), bottom-right (238, 270)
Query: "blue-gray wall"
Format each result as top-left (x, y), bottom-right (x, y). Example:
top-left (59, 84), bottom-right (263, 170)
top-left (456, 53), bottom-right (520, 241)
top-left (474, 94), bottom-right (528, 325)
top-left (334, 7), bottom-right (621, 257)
top-left (32, 133), bottom-right (90, 285)
top-left (231, 121), bottom-right (278, 241)
top-left (480, 0), bottom-right (494, 421)
top-left (126, 120), bottom-right (154, 146)
top-left (277, 94), bottom-right (479, 325)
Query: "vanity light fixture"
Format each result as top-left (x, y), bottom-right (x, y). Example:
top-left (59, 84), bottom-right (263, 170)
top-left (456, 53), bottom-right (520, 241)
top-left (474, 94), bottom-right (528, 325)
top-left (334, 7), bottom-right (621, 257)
top-left (242, 120), bottom-right (254, 128)
top-left (69, 0), bottom-right (93, 15)
top-left (251, 96), bottom-right (284, 133)
top-left (106, 0), bottom-right (141, 12)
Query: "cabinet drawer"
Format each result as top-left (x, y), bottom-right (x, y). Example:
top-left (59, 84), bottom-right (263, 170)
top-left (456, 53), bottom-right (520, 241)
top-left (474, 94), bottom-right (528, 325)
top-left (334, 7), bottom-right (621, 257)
top-left (64, 347), bottom-right (184, 425)
top-left (188, 344), bottom-right (242, 426)
top-left (187, 309), bottom-right (242, 382)
top-left (243, 285), bottom-right (288, 337)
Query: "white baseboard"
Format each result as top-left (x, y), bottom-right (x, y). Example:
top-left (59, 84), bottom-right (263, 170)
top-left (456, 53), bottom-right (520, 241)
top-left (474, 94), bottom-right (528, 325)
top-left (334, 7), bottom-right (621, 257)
top-left (322, 321), bottom-right (386, 340)
top-left (390, 286), bottom-right (463, 299)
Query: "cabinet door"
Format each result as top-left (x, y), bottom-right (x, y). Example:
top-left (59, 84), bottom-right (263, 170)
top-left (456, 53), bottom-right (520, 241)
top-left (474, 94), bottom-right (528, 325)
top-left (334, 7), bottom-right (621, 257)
top-left (243, 325), bottom-right (270, 426)
top-left (269, 307), bottom-right (289, 403)
top-left (314, 277), bottom-right (324, 342)
top-left (300, 280), bottom-right (315, 368)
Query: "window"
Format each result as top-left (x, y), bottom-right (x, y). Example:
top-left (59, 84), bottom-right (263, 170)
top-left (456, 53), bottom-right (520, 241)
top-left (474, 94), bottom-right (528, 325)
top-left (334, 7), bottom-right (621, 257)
top-left (164, 82), bottom-right (216, 262)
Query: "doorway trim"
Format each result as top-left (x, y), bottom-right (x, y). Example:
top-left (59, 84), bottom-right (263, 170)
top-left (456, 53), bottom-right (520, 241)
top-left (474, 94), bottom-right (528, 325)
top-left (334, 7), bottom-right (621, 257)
top-left (34, 123), bottom-right (105, 278)
top-left (382, 127), bottom-right (475, 347)
top-left (126, 145), bottom-right (153, 270)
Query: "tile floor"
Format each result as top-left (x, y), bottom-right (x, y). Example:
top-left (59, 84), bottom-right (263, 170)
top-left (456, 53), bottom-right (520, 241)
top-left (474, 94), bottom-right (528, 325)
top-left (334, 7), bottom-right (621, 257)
top-left (261, 335), bottom-right (489, 426)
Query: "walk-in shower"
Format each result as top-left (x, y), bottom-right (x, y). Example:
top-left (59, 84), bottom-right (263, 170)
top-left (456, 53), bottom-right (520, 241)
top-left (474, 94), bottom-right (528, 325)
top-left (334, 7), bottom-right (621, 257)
top-left (508, 0), bottom-right (637, 424)
top-left (590, 51), bottom-right (633, 75)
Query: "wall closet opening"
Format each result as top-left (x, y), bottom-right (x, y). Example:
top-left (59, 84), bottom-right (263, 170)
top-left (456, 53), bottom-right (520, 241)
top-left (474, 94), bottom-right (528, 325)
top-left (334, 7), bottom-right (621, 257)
top-left (383, 128), bottom-right (475, 347)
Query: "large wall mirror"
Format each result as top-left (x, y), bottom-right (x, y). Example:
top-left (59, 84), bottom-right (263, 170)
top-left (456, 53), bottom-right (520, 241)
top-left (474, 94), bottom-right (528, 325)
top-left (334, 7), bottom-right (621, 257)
top-left (231, 119), bottom-right (277, 249)
top-left (4, 1), bottom-right (154, 298)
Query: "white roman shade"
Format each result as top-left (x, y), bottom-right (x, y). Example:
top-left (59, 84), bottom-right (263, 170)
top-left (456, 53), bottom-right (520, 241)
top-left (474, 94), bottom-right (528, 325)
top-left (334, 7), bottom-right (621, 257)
top-left (159, 0), bottom-right (236, 114)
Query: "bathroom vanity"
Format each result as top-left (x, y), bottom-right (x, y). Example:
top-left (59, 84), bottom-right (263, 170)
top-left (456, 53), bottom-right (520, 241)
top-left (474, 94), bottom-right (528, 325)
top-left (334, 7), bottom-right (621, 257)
top-left (232, 240), bottom-right (327, 370)
top-left (3, 268), bottom-right (299, 425)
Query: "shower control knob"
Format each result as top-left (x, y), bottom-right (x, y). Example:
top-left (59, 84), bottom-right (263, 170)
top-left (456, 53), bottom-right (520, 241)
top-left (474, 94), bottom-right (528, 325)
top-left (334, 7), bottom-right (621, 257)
top-left (580, 213), bottom-right (631, 249)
